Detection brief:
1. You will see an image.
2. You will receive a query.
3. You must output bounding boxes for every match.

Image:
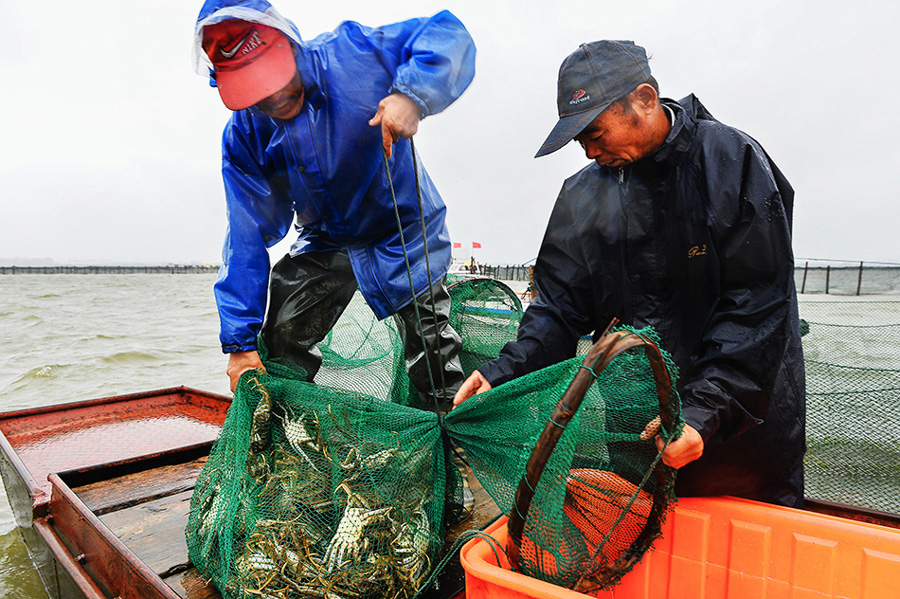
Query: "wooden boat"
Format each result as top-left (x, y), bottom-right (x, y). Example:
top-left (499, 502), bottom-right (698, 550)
top-left (3, 386), bottom-right (900, 599)
top-left (0, 387), bottom-right (498, 599)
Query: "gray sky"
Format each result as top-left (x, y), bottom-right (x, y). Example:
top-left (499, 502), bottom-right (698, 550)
top-left (2, 0), bottom-right (898, 266)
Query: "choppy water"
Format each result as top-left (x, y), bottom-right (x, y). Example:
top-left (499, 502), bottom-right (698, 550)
top-left (0, 274), bottom-right (897, 598)
top-left (0, 273), bottom-right (227, 598)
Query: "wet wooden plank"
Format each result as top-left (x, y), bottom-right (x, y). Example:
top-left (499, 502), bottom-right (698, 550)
top-left (424, 464), bottom-right (501, 599)
top-left (99, 490), bottom-right (194, 579)
top-left (75, 457), bottom-right (207, 515)
top-left (163, 567), bottom-right (222, 599)
top-left (445, 463), bottom-right (502, 545)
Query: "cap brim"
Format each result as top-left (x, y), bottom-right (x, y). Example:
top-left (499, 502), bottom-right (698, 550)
top-left (534, 104), bottom-right (609, 158)
top-left (215, 39), bottom-right (296, 111)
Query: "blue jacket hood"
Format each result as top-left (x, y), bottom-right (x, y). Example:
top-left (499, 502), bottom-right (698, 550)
top-left (192, 0), bottom-right (301, 81)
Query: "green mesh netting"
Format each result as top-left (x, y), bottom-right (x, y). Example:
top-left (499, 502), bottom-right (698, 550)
top-left (800, 299), bottom-right (900, 514)
top-left (186, 277), bottom-right (682, 598)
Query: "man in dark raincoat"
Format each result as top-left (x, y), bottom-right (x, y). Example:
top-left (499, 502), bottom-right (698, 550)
top-left (193, 0), bottom-right (476, 413)
top-left (454, 41), bottom-right (806, 507)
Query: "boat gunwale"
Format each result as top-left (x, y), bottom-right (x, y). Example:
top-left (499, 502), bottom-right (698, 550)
top-left (47, 470), bottom-right (184, 599)
top-left (0, 386), bottom-right (231, 424)
top-left (804, 497), bottom-right (900, 530)
top-left (33, 517), bottom-right (108, 599)
top-left (0, 426), bottom-right (45, 510)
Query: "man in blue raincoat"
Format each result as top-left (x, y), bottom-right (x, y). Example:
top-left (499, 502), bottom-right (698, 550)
top-left (193, 0), bottom-right (476, 412)
top-left (455, 41), bottom-right (806, 508)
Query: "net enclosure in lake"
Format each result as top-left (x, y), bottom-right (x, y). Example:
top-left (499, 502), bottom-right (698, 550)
top-left (800, 299), bottom-right (900, 516)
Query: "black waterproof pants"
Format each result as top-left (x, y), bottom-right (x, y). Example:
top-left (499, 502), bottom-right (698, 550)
top-left (261, 251), bottom-right (464, 412)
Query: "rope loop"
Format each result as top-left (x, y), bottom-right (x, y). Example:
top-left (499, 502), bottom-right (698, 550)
top-left (381, 144), bottom-right (443, 410)
top-left (548, 417), bottom-right (567, 430)
top-left (579, 364), bottom-right (600, 379)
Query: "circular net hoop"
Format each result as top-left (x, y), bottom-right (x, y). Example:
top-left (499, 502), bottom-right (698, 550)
top-left (506, 326), bottom-right (682, 593)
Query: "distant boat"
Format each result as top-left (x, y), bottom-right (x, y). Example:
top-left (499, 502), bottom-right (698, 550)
top-left (448, 260), bottom-right (482, 276)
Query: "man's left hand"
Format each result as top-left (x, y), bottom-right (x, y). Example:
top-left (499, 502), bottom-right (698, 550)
top-left (655, 423), bottom-right (704, 469)
top-left (369, 93), bottom-right (420, 159)
top-left (453, 369), bottom-right (492, 406)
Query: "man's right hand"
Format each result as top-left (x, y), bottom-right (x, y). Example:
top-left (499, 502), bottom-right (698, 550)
top-left (227, 350), bottom-right (265, 392)
top-left (453, 370), bottom-right (492, 407)
top-left (655, 423), bottom-right (704, 469)
top-left (368, 93), bottom-right (420, 159)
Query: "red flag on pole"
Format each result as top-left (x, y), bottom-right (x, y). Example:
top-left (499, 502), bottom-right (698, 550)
top-left (472, 242), bottom-right (482, 249)
top-left (453, 242), bottom-right (462, 248)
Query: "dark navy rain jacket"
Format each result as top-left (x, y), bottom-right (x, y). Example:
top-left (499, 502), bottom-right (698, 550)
top-left (480, 97), bottom-right (806, 507)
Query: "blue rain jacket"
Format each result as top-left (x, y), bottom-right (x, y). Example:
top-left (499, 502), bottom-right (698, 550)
top-left (195, 0), bottom-right (476, 353)
top-left (479, 96), bottom-right (806, 507)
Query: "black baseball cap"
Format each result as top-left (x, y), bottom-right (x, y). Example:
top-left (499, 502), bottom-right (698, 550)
top-left (535, 40), bottom-right (651, 157)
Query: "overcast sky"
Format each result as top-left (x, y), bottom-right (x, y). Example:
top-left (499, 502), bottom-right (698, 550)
top-left (2, 0), bottom-right (898, 267)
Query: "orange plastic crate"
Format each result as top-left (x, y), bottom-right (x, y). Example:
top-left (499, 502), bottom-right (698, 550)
top-left (460, 496), bottom-right (900, 599)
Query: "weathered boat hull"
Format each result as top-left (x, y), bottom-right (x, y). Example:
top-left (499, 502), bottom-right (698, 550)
top-left (0, 462), bottom-right (82, 599)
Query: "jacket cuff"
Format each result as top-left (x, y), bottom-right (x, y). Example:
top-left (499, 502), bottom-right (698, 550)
top-left (476, 358), bottom-right (514, 388)
top-left (222, 342), bottom-right (258, 354)
top-left (680, 403), bottom-right (719, 443)
top-left (389, 84), bottom-right (429, 118)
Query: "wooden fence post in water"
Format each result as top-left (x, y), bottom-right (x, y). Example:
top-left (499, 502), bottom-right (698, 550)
top-left (801, 261), bottom-right (808, 294)
top-left (826, 265), bottom-right (831, 294)
top-left (857, 261), bottom-right (864, 296)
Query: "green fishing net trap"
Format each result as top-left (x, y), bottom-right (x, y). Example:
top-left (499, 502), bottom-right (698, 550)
top-left (185, 276), bottom-right (683, 598)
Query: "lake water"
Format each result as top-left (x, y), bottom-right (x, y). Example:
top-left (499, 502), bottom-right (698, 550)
top-left (0, 274), bottom-right (897, 598)
top-left (0, 273), bottom-right (227, 598)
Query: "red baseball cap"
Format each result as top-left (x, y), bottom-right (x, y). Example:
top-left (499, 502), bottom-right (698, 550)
top-left (202, 20), bottom-right (296, 111)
